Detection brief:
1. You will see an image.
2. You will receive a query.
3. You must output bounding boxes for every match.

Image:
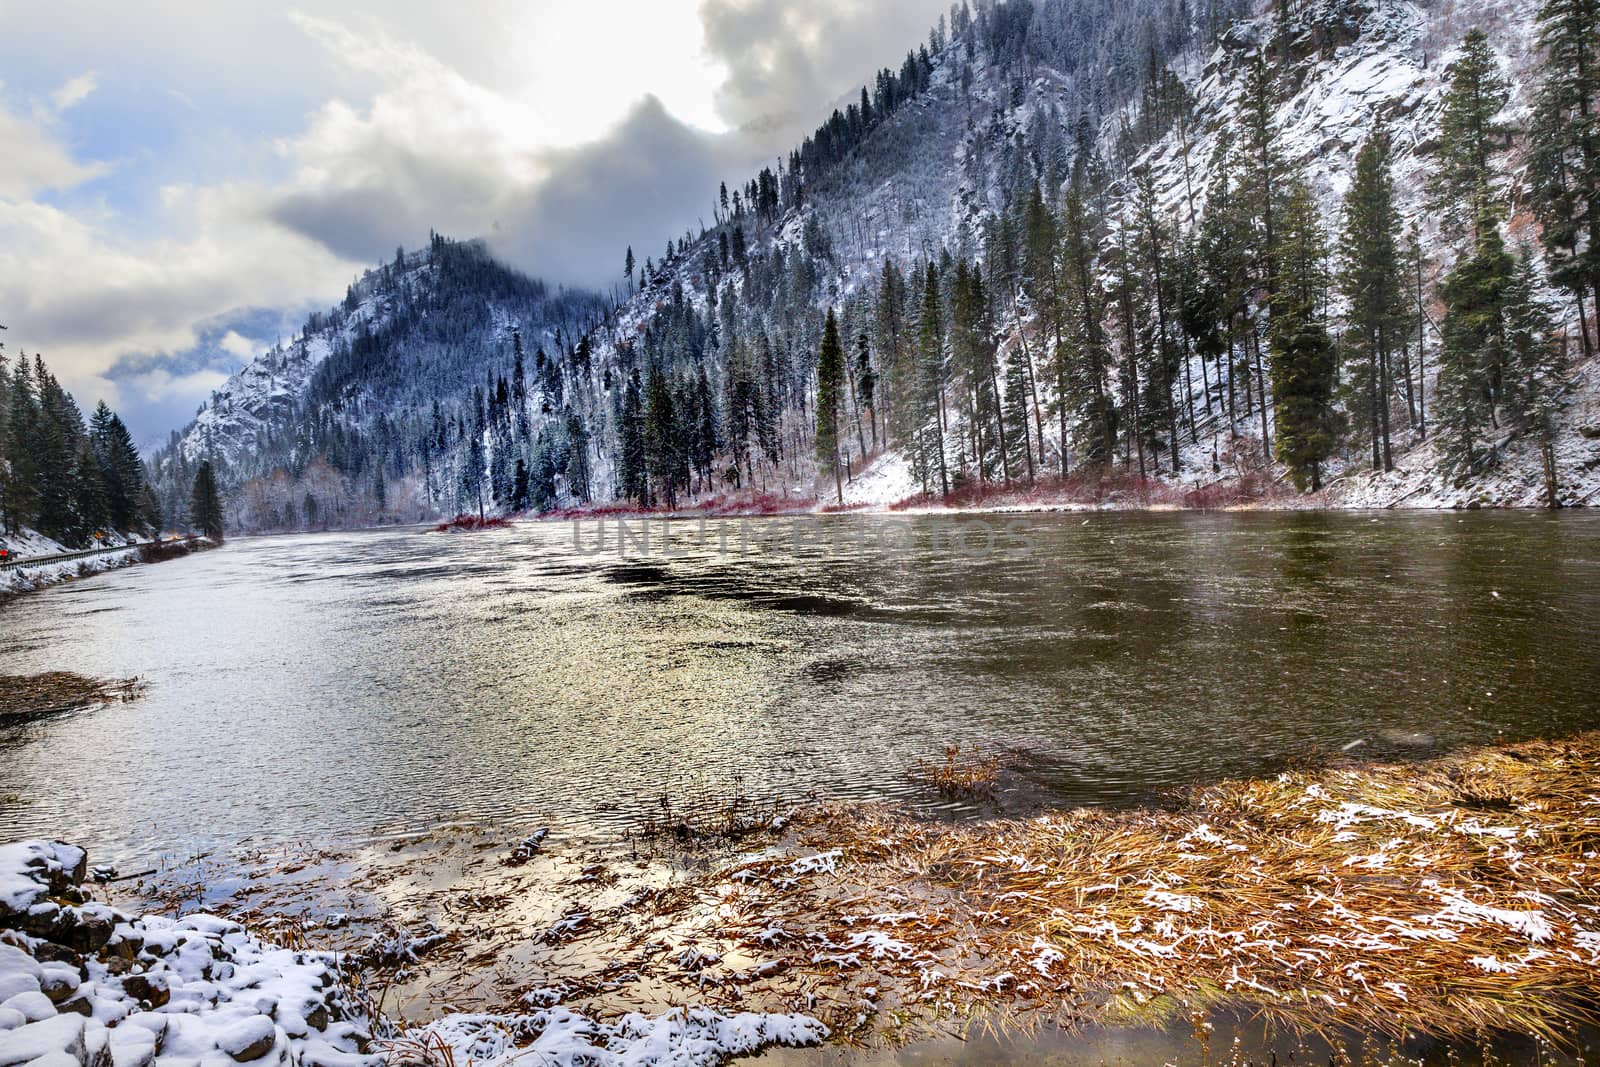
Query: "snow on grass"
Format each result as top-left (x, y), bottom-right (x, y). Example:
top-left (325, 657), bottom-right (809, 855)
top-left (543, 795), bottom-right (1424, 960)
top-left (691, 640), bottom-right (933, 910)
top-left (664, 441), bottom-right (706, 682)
top-left (672, 734), bottom-right (1600, 1041)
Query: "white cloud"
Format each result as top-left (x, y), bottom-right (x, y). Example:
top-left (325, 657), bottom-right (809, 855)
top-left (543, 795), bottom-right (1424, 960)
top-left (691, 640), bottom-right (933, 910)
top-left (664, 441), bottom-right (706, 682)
top-left (50, 72), bottom-right (98, 112)
top-left (218, 330), bottom-right (260, 360)
top-left (0, 87), bottom-right (109, 200)
top-left (699, 0), bottom-right (951, 131)
top-left (0, 179), bottom-right (353, 409)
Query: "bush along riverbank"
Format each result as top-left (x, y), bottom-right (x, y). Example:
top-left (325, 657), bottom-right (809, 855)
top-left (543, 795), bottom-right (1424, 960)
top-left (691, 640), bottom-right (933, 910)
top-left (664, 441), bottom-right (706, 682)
top-left (103, 733), bottom-right (1600, 1064)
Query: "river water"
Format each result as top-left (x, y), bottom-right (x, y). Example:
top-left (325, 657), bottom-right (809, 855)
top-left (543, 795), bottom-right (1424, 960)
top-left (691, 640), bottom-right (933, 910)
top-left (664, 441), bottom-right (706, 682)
top-left (3, 511), bottom-right (1598, 866)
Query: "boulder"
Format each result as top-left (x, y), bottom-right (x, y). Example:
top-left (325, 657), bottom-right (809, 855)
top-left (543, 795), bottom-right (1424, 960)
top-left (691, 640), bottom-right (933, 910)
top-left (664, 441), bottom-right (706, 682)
top-left (0, 843), bottom-right (87, 923)
top-left (216, 1016), bottom-right (278, 1062)
top-left (0, 971), bottom-right (41, 1002)
top-left (106, 1024), bottom-right (158, 1067)
top-left (0, 1014), bottom-right (87, 1067)
top-left (38, 964), bottom-right (81, 1004)
top-left (116, 974), bottom-right (167, 1009)
top-left (1, 989), bottom-right (57, 1023)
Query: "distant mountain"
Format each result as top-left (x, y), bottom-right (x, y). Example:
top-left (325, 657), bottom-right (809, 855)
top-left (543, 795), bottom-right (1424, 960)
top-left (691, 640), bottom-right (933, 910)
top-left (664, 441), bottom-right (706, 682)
top-left (153, 0), bottom-right (1600, 528)
top-left (148, 238), bottom-right (607, 529)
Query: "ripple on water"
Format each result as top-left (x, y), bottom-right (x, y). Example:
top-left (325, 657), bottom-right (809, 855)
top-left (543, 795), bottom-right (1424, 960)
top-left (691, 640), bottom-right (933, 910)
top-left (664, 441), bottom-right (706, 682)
top-left (0, 511), bottom-right (1596, 866)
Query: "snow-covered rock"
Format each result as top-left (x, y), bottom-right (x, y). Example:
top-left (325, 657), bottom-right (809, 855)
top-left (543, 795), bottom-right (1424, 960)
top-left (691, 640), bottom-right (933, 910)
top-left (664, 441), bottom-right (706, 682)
top-left (0, 841), bottom-right (827, 1067)
top-left (0, 841), bottom-right (375, 1067)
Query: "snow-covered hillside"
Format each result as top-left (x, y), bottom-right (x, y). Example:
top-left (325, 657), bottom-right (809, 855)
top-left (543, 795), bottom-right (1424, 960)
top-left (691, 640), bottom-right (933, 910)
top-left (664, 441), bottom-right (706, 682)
top-left (152, 0), bottom-right (1598, 523)
top-left (148, 238), bottom-right (608, 529)
top-left (173, 333), bottom-right (333, 469)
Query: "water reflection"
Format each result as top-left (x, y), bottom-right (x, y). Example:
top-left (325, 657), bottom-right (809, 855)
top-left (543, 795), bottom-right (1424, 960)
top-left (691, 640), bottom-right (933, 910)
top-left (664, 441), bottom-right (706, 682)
top-left (1, 511), bottom-right (1598, 866)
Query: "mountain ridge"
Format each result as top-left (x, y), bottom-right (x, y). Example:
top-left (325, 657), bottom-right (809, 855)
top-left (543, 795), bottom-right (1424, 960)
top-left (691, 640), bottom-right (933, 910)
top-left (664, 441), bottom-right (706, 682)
top-left (150, 0), bottom-right (1600, 528)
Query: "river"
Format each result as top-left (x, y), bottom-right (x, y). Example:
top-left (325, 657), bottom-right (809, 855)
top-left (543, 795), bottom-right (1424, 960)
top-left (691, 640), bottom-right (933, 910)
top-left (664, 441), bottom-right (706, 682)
top-left (3, 510), bottom-right (1598, 866)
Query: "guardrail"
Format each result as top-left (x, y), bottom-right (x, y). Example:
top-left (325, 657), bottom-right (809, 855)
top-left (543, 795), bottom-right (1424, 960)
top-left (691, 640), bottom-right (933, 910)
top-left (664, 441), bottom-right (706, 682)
top-left (0, 537), bottom-right (205, 572)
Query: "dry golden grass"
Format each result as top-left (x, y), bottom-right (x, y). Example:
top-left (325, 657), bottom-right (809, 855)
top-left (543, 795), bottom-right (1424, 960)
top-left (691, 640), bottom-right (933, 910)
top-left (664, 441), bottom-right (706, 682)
top-left (140, 734), bottom-right (1600, 1056)
top-left (908, 744), bottom-right (1007, 798)
top-left (685, 734), bottom-right (1600, 1044)
top-left (0, 672), bottom-right (145, 719)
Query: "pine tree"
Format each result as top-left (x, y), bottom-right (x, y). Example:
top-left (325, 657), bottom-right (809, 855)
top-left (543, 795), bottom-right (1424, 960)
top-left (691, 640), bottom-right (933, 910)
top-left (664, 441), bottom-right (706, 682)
top-left (1426, 30), bottom-right (1511, 247)
top-left (0, 355), bottom-right (8, 533)
top-left (71, 438), bottom-right (109, 545)
top-left (511, 457), bottom-right (530, 512)
top-left (619, 372), bottom-right (648, 505)
top-left (90, 401), bottom-right (147, 535)
top-left (1436, 205), bottom-right (1516, 480)
top-left (1002, 341), bottom-right (1036, 482)
top-left (644, 365), bottom-right (680, 509)
top-left (462, 389), bottom-right (487, 521)
top-left (877, 260), bottom-right (915, 450)
top-left (1527, 0), bottom-right (1600, 355)
top-left (3, 353), bottom-right (37, 536)
top-left (855, 329), bottom-right (878, 449)
top-left (1132, 167), bottom-right (1182, 472)
top-left (33, 357), bottom-right (83, 543)
top-left (1236, 54), bottom-right (1285, 449)
top-left (1197, 130), bottom-right (1251, 439)
top-left (140, 483), bottom-right (164, 534)
top-left (1239, 52), bottom-right (1286, 305)
top-left (1500, 249), bottom-right (1566, 503)
top-left (1339, 122), bottom-right (1406, 472)
top-left (1271, 182), bottom-right (1341, 490)
top-left (815, 308), bottom-right (847, 503)
top-left (565, 410), bottom-right (592, 504)
top-left (1060, 188), bottom-right (1115, 465)
top-left (189, 460), bottom-right (225, 541)
top-left (917, 265), bottom-right (951, 495)
top-left (951, 261), bottom-right (1006, 483)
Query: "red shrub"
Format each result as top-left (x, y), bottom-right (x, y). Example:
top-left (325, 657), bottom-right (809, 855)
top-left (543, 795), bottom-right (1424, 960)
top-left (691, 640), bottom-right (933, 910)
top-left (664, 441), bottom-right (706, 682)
top-left (434, 514), bottom-right (513, 533)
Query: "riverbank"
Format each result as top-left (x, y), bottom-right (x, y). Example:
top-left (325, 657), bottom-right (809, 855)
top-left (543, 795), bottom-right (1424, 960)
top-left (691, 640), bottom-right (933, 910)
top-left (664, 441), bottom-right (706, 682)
top-left (1, 537), bottom-right (213, 601)
top-left (86, 732), bottom-right (1600, 1064)
top-left (530, 458), bottom-right (1596, 527)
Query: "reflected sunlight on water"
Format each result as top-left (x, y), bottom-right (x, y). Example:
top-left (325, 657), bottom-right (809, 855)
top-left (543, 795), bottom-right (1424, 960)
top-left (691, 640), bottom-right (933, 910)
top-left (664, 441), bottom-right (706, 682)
top-left (2, 510), bottom-right (1598, 865)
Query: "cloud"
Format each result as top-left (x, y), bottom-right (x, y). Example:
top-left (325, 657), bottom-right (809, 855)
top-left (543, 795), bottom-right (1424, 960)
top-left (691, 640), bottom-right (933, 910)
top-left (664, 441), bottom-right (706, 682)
top-left (50, 72), bottom-right (98, 112)
top-left (219, 330), bottom-right (259, 360)
top-left (265, 3), bottom-right (945, 291)
top-left (490, 97), bottom-right (753, 287)
top-left (263, 14), bottom-right (750, 290)
top-left (0, 84), bottom-right (109, 199)
top-left (698, 0), bottom-right (952, 133)
top-left (0, 177), bottom-right (352, 441)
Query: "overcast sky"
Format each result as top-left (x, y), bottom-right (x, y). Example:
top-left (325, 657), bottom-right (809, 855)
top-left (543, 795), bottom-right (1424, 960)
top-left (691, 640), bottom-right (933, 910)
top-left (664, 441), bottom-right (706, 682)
top-left (0, 0), bottom-right (948, 446)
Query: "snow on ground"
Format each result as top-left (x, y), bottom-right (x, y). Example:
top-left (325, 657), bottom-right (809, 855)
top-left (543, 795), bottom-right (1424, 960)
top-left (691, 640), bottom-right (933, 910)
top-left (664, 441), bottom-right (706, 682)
top-left (1, 528), bottom-right (148, 598)
top-left (0, 840), bottom-right (375, 1067)
top-left (839, 452), bottom-right (916, 508)
top-left (1333, 356), bottom-right (1600, 508)
top-left (0, 841), bottom-right (827, 1067)
top-left (402, 1006), bottom-right (825, 1067)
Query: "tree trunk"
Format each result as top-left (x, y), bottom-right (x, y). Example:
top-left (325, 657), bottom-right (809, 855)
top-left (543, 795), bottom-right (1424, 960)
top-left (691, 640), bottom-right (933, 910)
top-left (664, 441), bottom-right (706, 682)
top-left (1542, 440), bottom-right (1560, 508)
top-left (1252, 329), bottom-right (1270, 457)
top-left (989, 362), bottom-right (1011, 486)
top-left (1378, 333), bottom-right (1394, 472)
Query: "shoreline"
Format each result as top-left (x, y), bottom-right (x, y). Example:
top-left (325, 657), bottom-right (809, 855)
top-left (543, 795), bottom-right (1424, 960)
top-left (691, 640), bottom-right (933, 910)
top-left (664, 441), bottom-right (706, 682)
top-left (63, 732), bottom-right (1600, 1064)
top-left (0, 538), bottom-right (214, 602)
top-left (210, 490), bottom-right (1599, 542)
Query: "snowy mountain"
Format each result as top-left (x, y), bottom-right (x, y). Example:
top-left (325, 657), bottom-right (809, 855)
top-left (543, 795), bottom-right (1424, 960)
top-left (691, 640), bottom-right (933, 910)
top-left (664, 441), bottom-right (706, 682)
top-left (148, 238), bottom-right (608, 529)
top-left (152, 0), bottom-right (1599, 527)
